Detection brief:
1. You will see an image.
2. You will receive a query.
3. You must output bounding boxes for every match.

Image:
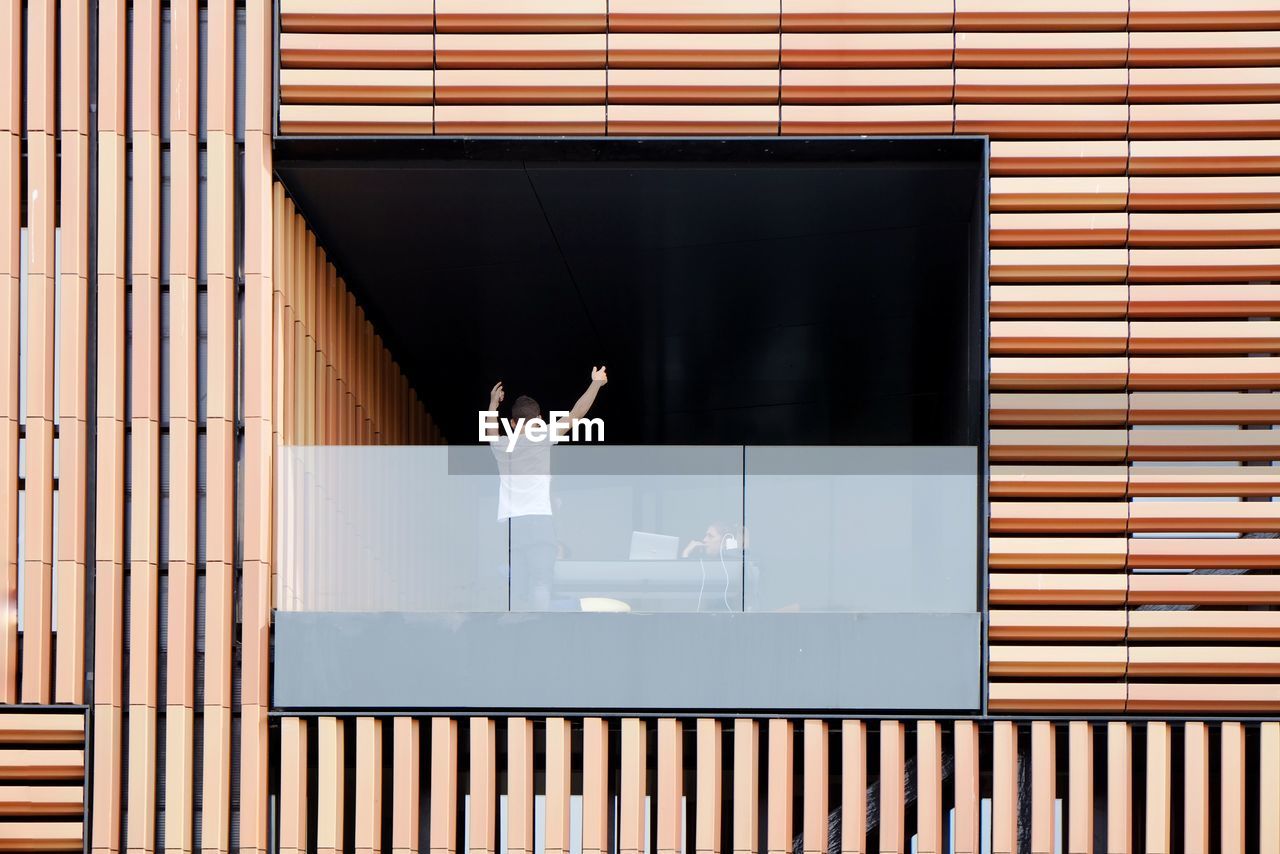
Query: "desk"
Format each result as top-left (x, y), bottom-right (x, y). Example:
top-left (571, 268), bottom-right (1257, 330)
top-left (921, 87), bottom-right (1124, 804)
top-left (551, 559), bottom-right (747, 612)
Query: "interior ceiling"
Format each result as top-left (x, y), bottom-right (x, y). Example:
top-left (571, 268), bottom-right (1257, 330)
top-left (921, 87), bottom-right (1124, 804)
top-left (275, 141), bottom-right (983, 446)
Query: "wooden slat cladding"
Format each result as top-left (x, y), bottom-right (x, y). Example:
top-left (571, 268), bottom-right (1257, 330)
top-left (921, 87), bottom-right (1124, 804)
top-left (272, 716), bottom-right (1280, 853)
top-left (0, 713), bottom-right (87, 851)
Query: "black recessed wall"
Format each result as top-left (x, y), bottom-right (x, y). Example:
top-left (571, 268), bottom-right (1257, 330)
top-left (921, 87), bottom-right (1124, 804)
top-left (274, 137), bottom-right (988, 446)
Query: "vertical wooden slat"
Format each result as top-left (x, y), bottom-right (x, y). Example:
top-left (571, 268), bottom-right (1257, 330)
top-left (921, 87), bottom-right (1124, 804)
top-left (165, 0), bottom-right (199, 850)
top-left (993, 720), bottom-right (1018, 854)
top-left (879, 720), bottom-right (905, 854)
top-left (803, 721), bottom-right (829, 854)
top-left (620, 718), bottom-right (647, 854)
top-left (544, 718), bottom-right (572, 854)
top-left (1107, 722), bottom-right (1132, 854)
top-left (656, 719), bottom-right (683, 854)
top-left (0, 0), bottom-right (21, 708)
top-left (767, 719), bottom-right (794, 854)
top-left (953, 719), bottom-right (982, 854)
top-left (356, 718), bottom-right (384, 854)
top-left (127, 0), bottom-right (162, 848)
top-left (203, 0), bottom-right (236, 850)
top-left (392, 718), bottom-right (421, 854)
top-left (916, 721), bottom-right (942, 854)
top-left (733, 720), bottom-right (758, 854)
top-left (841, 720), bottom-right (867, 854)
top-left (1031, 722), bottom-right (1055, 854)
top-left (582, 717), bottom-right (610, 854)
top-left (21, 0), bottom-right (58, 706)
top-left (1068, 721), bottom-right (1093, 854)
top-left (429, 718), bottom-right (458, 854)
top-left (468, 717), bottom-right (496, 854)
top-left (91, 0), bottom-right (127, 847)
top-left (507, 718), bottom-right (535, 854)
top-left (317, 717), bottom-right (345, 854)
top-left (1261, 722), bottom-right (1280, 854)
top-left (1221, 721), bottom-right (1246, 854)
top-left (695, 719), bottom-right (721, 854)
top-left (1145, 722), bottom-right (1172, 854)
top-left (1183, 722), bottom-right (1209, 854)
top-left (279, 718), bottom-right (309, 854)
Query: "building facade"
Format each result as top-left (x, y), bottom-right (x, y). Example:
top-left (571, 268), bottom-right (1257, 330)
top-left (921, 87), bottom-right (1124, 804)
top-left (3, 0), bottom-right (1280, 852)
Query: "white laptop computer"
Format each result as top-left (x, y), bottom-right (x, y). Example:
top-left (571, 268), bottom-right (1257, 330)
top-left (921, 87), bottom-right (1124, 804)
top-left (629, 531), bottom-right (679, 560)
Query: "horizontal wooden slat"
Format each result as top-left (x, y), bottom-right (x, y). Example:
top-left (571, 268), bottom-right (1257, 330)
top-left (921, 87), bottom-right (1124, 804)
top-left (989, 645), bottom-right (1127, 677)
top-left (988, 682), bottom-right (1127, 712)
top-left (0, 751), bottom-right (84, 781)
top-left (989, 572), bottom-right (1128, 604)
top-left (0, 785), bottom-right (83, 816)
top-left (280, 33), bottom-right (435, 69)
top-left (0, 715), bottom-right (83, 744)
top-left (279, 0), bottom-right (435, 33)
top-left (279, 69), bottom-right (433, 105)
top-left (0, 821), bottom-right (83, 852)
top-left (278, 104), bottom-right (434, 134)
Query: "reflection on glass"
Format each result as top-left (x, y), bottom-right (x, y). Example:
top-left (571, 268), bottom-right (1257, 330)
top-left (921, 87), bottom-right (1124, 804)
top-left (276, 445), bottom-right (977, 615)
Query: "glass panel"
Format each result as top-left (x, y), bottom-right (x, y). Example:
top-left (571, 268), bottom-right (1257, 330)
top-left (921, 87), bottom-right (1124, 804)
top-left (743, 447), bottom-right (977, 613)
top-left (541, 445), bottom-right (744, 613)
top-left (275, 445), bottom-right (508, 612)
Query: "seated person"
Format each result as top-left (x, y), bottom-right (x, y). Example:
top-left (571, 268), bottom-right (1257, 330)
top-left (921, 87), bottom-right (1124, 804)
top-left (682, 522), bottom-right (743, 558)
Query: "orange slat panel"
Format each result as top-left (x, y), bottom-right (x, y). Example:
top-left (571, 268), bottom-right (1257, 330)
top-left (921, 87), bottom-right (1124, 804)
top-left (1262, 723), bottom-right (1280, 854)
top-left (992, 721), bottom-right (1018, 854)
top-left (1130, 67), bottom-right (1280, 103)
top-left (656, 719), bottom-right (682, 854)
top-left (613, 104), bottom-right (777, 134)
top-left (1129, 30), bottom-right (1280, 66)
top-left (612, 69), bottom-right (776, 104)
top-left (279, 104), bottom-right (434, 134)
top-left (781, 69), bottom-right (952, 104)
top-left (280, 0), bottom-right (436, 33)
top-left (356, 719), bottom-right (384, 854)
top-left (989, 537), bottom-right (1128, 569)
top-left (437, 69), bottom-right (603, 104)
top-left (1130, 102), bottom-right (1280, 138)
top-left (582, 718), bottom-right (609, 854)
top-left (317, 718), bottom-right (344, 854)
top-left (436, 0), bottom-right (604, 33)
top-left (1128, 175), bottom-right (1280, 210)
top-left (1129, 139), bottom-right (1280, 175)
top-left (801, 721), bottom-right (828, 854)
top-left (954, 0), bottom-right (1127, 32)
top-left (1130, 390), bottom-right (1280, 420)
top-left (279, 719), bottom-right (307, 854)
top-left (1128, 500), bottom-right (1280, 532)
top-left (781, 104), bottom-right (952, 134)
top-left (1221, 721), bottom-right (1246, 850)
top-left (1130, 284), bottom-right (1280, 318)
top-left (1108, 723), bottom-right (1132, 854)
top-left (610, 0), bottom-right (778, 33)
top-left (1068, 722), bottom-right (1094, 854)
top-left (694, 719), bottom-right (721, 854)
top-left (1128, 646), bottom-right (1280, 677)
top-left (990, 682), bottom-right (1127, 712)
top-left (991, 323), bottom-right (1128, 354)
top-left (954, 31), bottom-right (1129, 67)
top-left (507, 718), bottom-right (534, 854)
top-left (1129, 465), bottom-right (1280, 497)
top-left (990, 464), bottom-right (1129, 498)
top-left (957, 103), bottom-right (1129, 139)
top-left (436, 34), bottom-right (605, 69)
top-left (990, 501), bottom-right (1128, 534)
top-left (611, 33), bottom-right (779, 68)
top-left (1031, 722), bottom-right (1056, 854)
top-left (915, 722), bottom-right (942, 854)
top-left (781, 0), bottom-right (954, 33)
top-left (1145, 722), bottom-right (1173, 854)
top-left (992, 176), bottom-right (1129, 212)
top-left (990, 213), bottom-right (1129, 248)
top-left (990, 140), bottom-right (1129, 176)
top-left (878, 721), bottom-right (904, 854)
top-left (990, 429), bottom-right (1128, 463)
top-left (988, 609), bottom-right (1127, 640)
top-left (988, 573), bottom-right (1127, 606)
top-left (468, 718), bottom-right (496, 854)
top-left (1129, 568), bottom-right (1280, 597)
top-left (781, 33), bottom-right (954, 68)
top-left (1128, 357), bottom-right (1280, 391)
top-left (279, 69), bottom-right (434, 105)
top-left (544, 718), bottom-right (571, 854)
top-left (991, 357), bottom-right (1129, 391)
top-left (1129, 0), bottom-right (1280, 31)
top-left (766, 719), bottom-right (793, 854)
top-left (280, 33), bottom-right (435, 68)
top-left (1129, 610), bottom-right (1280, 640)
top-left (732, 720), bottom-right (758, 854)
top-left (620, 719), bottom-right (646, 854)
top-left (841, 720), bottom-right (866, 854)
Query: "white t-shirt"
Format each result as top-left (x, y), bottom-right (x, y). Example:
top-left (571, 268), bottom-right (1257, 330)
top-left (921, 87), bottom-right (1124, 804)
top-left (492, 433), bottom-right (552, 519)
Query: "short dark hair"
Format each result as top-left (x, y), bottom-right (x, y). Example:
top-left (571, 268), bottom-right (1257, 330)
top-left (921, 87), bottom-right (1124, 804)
top-left (512, 395), bottom-right (541, 421)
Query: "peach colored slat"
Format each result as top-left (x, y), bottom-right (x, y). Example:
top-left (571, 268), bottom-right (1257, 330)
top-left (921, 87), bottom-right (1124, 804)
top-left (0, 715), bottom-right (84, 743)
top-left (1222, 721), bottom-right (1246, 851)
top-left (989, 610), bottom-right (1126, 641)
top-left (1127, 683), bottom-right (1280, 712)
top-left (991, 323), bottom-right (1128, 355)
top-left (279, 104), bottom-right (434, 134)
top-left (1130, 67), bottom-right (1280, 103)
top-left (782, 33), bottom-right (953, 68)
top-left (280, 69), bottom-right (434, 105)
top-left (957, 67), bottom-right (1127, 103)
top-left (953, 720), bottom-right (979, 854)
top-left (992, 721), bottom-right (1017, 854)
top-left (281, 0), bottom-right (433, 31)
top-left (801, 721), bottom-right (828, 854)
top-left (620, 719), bottom-right (646, 854)
top-left (990, 213), bottom-right (1129, 249)
top-left (916, 721), bottom-right (942, 854)
top-left (657, 719), bottom-right (682, 854)
top-left (878, 721), bottom-right (904, 854)
top-left (507, 718), bottom-right (534, 854)
top-left (612, 69), bottom-right (777, 105)
top-left (0, 821), bottom-right (84, 851)
top-left (435, 0), bottom-right (603, 33)
top-left (436, 34), bottom-right (604, 69)
top-left (782, 68), bottom-right (952, 105)
top-left (781, 0), bottom-right (954, 33)
top-left (436, 105), bottom-right (602, 134)
top-left (1108, 723), bottom-right (1132, 854)
top-left (1129, 0), bottom-right (1280, 30)
top-left (545, 718), bottom-right (572, 854)
top-left (955, 0), bottom-right (1127, 31)
top-left (991, 140), bottom-right (1129, 176)
top-left (782, 104), bottom-right (953, 134)
top-left (988, 683), bottom-right (1126, 713)
top-left (990, 429), bottom-right (1128, 463)
top-left (469, 718), bottom-right (496, 854)
top-left (1031, 722), bottom-right (1055, 854)
top-left (955, 31), bottom-right (1128, 67)
top-left (733, 720), bottom-right (758, 854)
top-left (1129, 30), bottom-right (1280, 66)
top-left (987, 645), bottom-right (1126, 677)
top-left (317, 717), bottom-right (344, 854)
top-left (1262, 723), bottom-right (1280, 854)
top-left (613, 104), bottom-right (778, 135)
top-left (582, 718), bottom-right (609, 854)
top-left (1128, 570), bottom-right (1280, 600)
top-left (611, 0), bottom-right (778, 33)
top-left (392, 717), bottom-right (421, 854)
top-left (428, 718), bottom-right (457, 854)
top-left (280, 33), bottom-right (435, 68)
top-left (1184, 722), bottom-right (1210, 854)
top-left (356, 718), bottom-right (383, 854)
top-left (0, 784), bottom-right (84, 815)
top-left (957, 103), bottom-right (1129, 139)
top-left (437, 69), bottom-right (603, 105)
top-left (1129, 139), bottom-right (1280, 175)
top-left (1145, 722), bottom-right (1172, 854)
top-left (989, 465), bottom-right (1128, 499)
top-left (1069, 722), bottom-right (1093, 854)
top-left (611, 33), bottom-right (780, 68)
top-left (695, 721), bottom-right (723, 853)
top-left (991, 285), bottom-right (1128, 319)
top-left (280, 719), bottom-right (308, 854)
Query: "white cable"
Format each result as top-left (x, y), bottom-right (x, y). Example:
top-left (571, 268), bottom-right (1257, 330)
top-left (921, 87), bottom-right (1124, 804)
top-left (697, 557), bottom-right (707, 612)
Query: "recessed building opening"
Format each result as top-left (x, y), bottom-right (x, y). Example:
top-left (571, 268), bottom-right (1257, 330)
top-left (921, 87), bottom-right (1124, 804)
top-left (274, 137), bottom-right (986, 447)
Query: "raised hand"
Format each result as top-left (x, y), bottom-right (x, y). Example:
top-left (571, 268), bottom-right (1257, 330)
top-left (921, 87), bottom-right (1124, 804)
top-left (591, 366), bottom-right (607, 385)
top-left (489, 381), bottom-right (505, 408)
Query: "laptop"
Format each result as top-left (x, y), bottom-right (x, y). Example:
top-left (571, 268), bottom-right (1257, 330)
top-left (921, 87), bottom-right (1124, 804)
top-left (629, 531), bottom-right (679, 561)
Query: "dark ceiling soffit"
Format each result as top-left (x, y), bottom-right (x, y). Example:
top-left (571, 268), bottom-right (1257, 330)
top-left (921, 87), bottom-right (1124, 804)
top-left (272, 134), bottom-right (990, 166)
